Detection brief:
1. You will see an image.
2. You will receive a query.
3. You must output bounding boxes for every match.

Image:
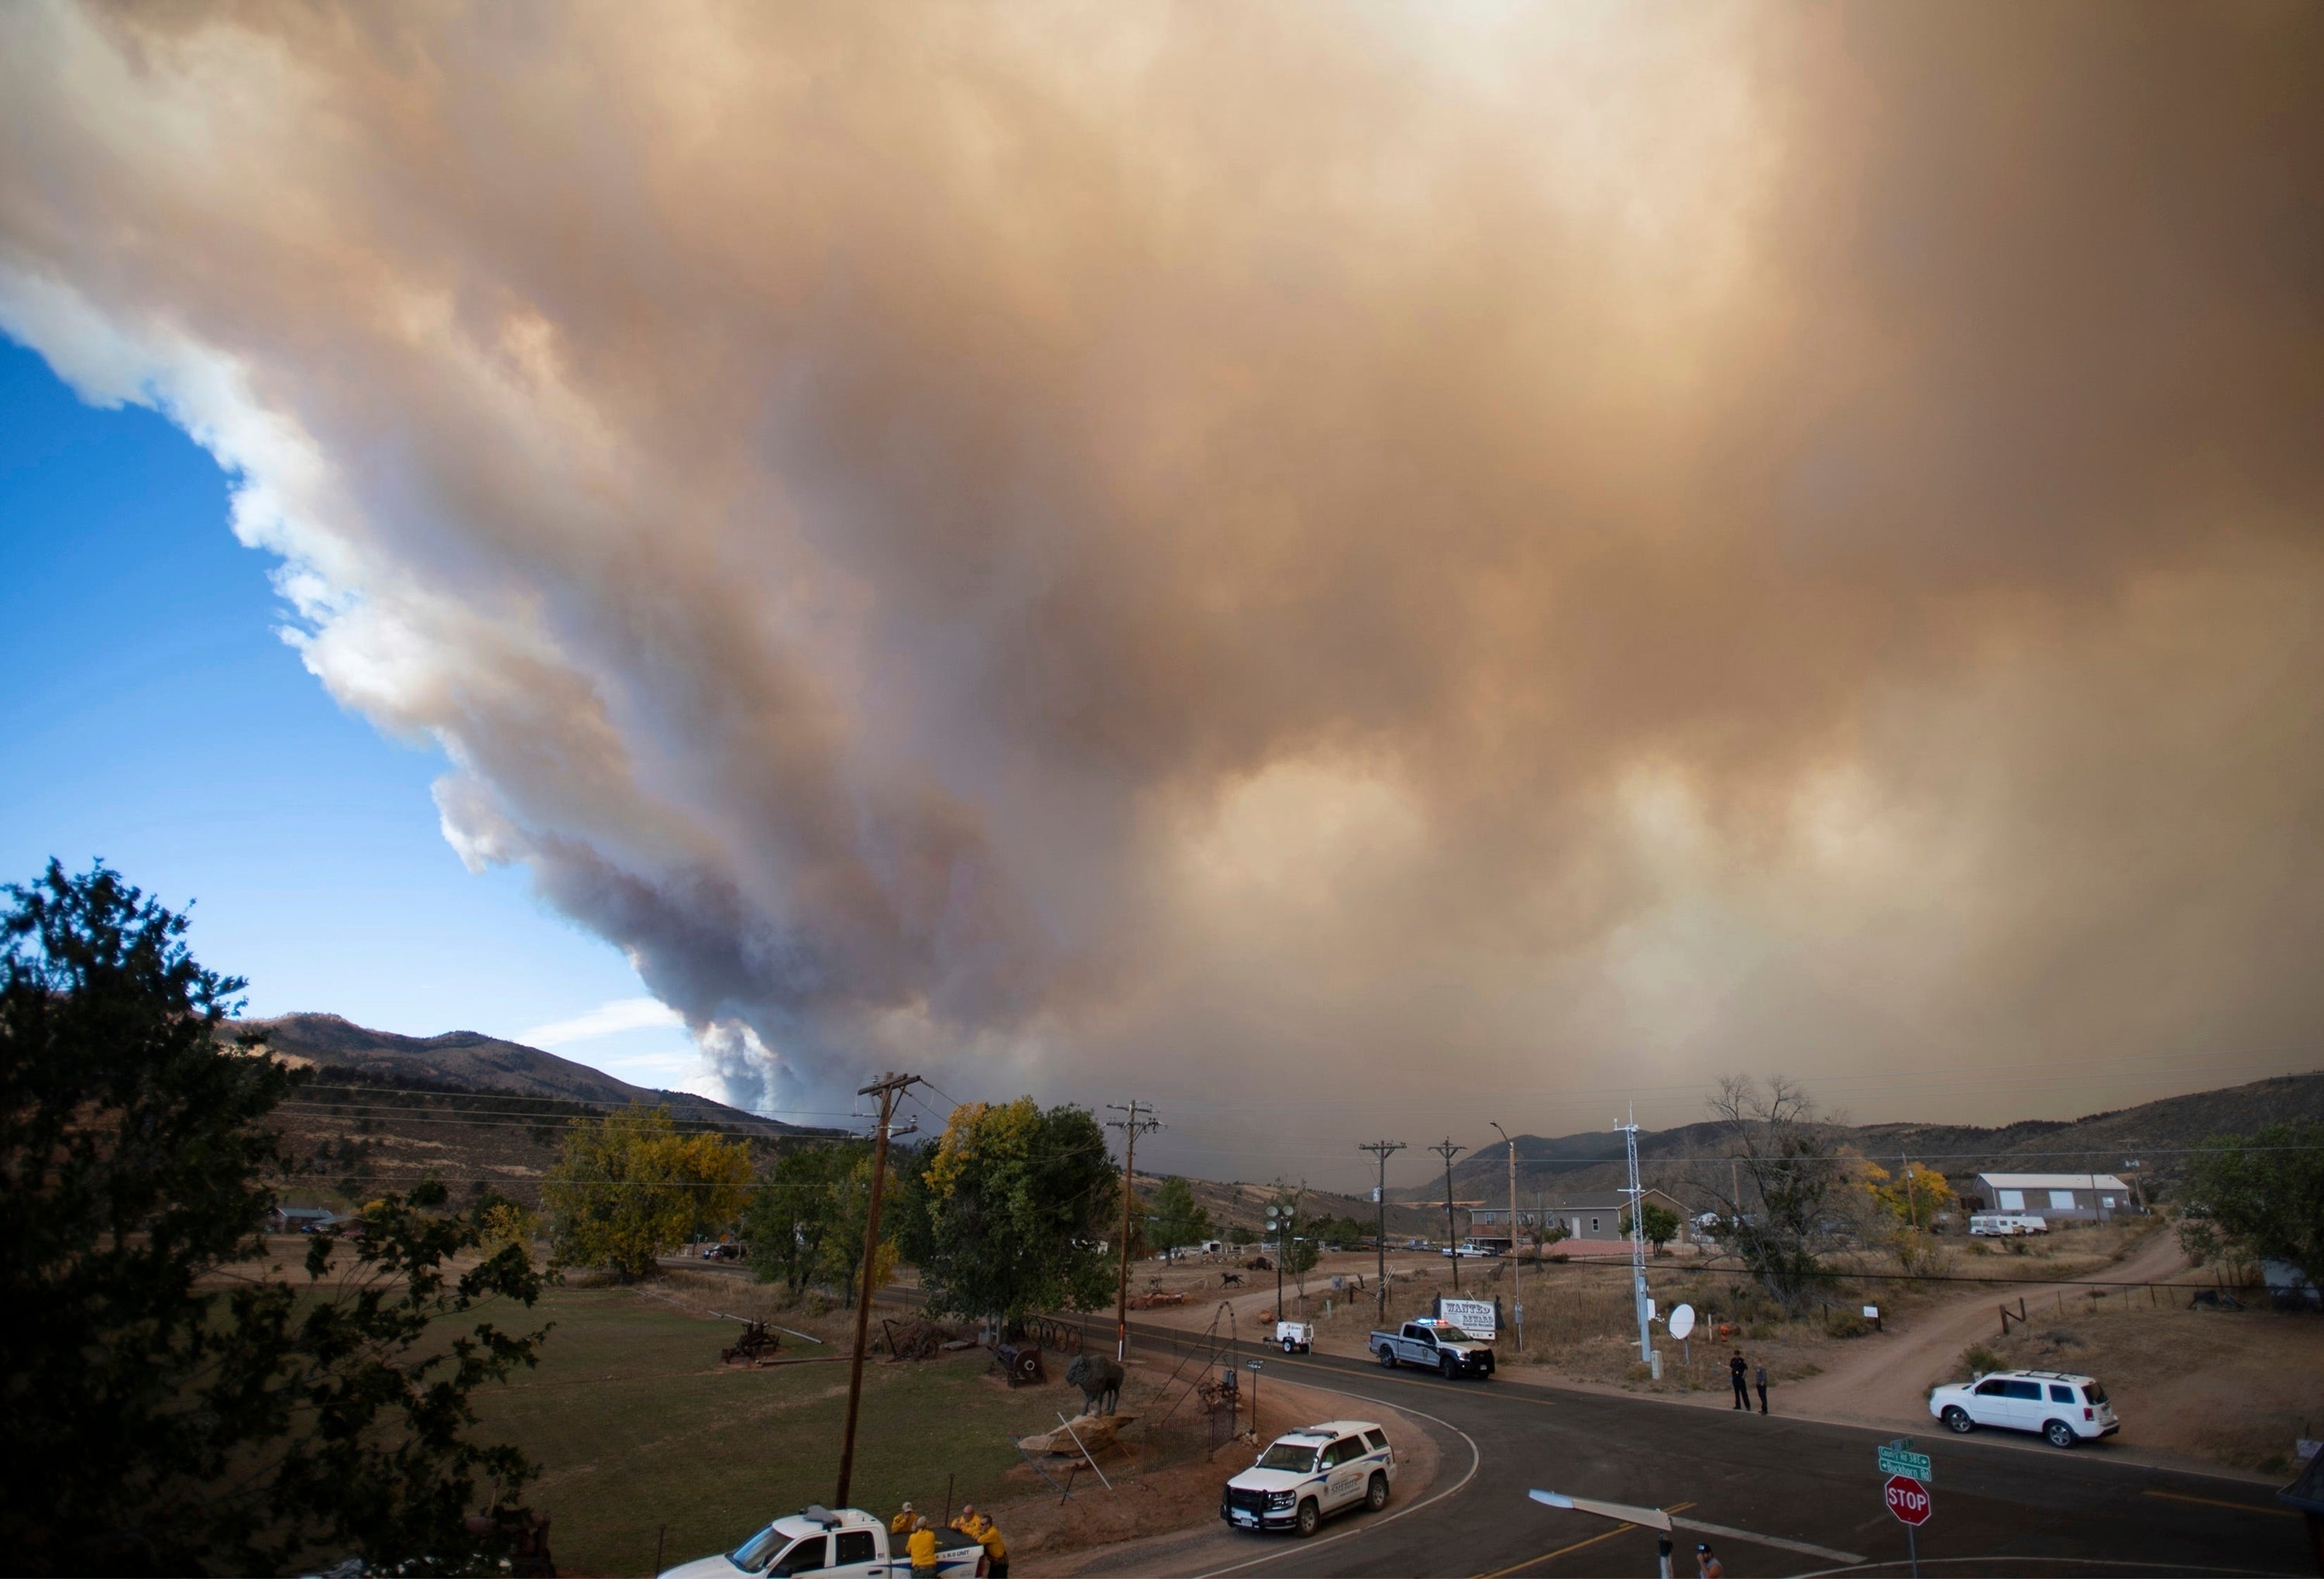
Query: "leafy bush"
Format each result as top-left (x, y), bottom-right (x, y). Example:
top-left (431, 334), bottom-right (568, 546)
top-left (1825, 1309), bottom-right (1870, 1338)
top-left (1961, 1342), bottom-right (2003, 1376)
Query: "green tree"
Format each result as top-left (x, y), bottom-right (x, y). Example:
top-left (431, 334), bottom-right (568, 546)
top-left (543, 1106), bottom-right (752, 1279)
top-left (0, 861), bottom-right (548, 1574)
top-left (913, 1098), bottom-right (1119, 1326)
top-left (825, 1146), bottom-right (901, 1306)
top-left (2179, 1122), bottom-right (2324, 1288)
top-left (1146, 1176), bottom-right (1212, 1261)
top-left (744, 1144), bottom-right (854, 1295)
top-left (1621, 1201), bottom-right (1682, 1257)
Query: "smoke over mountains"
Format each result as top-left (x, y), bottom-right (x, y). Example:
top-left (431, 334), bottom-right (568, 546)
top-left (2, 3), bottom-right (2319, 1151)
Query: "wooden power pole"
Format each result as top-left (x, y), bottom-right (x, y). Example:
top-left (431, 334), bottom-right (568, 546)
top-left (1358, 1140), bottom-right (1405, 1323)
top-left (834, 1070), bottom-right (920, 1509)
top-left (1106, 1100), bottom-right (1160, 1363)
top-left (1431, 1137), bottom-right (1466, 1292)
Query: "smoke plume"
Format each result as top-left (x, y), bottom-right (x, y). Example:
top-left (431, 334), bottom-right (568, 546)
top-left (2, 2), bottom-right (2319, 1168)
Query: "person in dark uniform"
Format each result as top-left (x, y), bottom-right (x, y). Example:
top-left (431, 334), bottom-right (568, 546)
top-left (1729, 1350), bottom-right (1748, 1409)
top-left (1755, 1360), bottom-right (1769, 1415)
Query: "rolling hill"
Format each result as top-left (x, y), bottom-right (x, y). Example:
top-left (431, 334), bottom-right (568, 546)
top-left (239, 1012), bottom-right (814, 1136)
top-left (1396, 1069), bottom-right (2324, 1209)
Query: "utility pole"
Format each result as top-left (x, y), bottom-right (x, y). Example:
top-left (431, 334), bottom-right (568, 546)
top-left (1106, 1101), bottom-right (1160, 1364)
top-left (1357, 1140), bottom-right (1405, 1323)
top-left (1491, 1121), bottom-right (1522, 1353)
top-left (1431, 1137), bottom-right (1466, 1292)
top-left (1622, 1109), bottom-right (1651, 1366)
top-left (835, 1071), bottom-right (920, 1508)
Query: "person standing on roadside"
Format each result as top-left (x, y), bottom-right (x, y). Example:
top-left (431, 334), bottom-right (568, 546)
top-left (1728, 1350), bottom-right (1748, 1409)
top-left (1697, 1540), bottom-right (1726, 1577)
top-left (1755, 1359), bottom-right (1769, 1415)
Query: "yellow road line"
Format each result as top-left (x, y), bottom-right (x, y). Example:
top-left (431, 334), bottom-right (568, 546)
top-left (1472, 1502), bottom-right (1697, 1579)
top-left (2142, 1488), bottom-right (2298, 1518)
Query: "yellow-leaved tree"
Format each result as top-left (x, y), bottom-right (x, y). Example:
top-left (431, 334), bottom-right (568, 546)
top-left (543, 1107), bottom-right (751, 1279)
top-left (1862, 1159), bottom-right (1956, 1275)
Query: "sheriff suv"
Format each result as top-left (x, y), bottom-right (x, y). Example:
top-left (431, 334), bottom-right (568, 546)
top-left (1222, 1421), bottom-right (1396, 1538)
top-left (1930, 1368), bottom-right (2118, 1448)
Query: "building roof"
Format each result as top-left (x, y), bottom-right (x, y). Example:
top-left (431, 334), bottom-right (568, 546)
top-left (1975, 1173), bottom-right (2130, 1192)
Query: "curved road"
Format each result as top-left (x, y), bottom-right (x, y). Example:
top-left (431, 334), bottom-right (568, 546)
top-left (1060, 1319), bottom-right (2306, 1577)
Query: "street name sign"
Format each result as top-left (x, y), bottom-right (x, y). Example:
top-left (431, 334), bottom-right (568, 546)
top-left (1884, 1474), bottom-right (1934, 1527)
top-left (1879, 1442), bottom-right (1933, 1481)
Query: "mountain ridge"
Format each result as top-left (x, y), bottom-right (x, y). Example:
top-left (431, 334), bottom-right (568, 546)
top-left (237, 1011), bottom-right (821, 1137)
top-left (1391, 1069), bottom-right (2324, 1206)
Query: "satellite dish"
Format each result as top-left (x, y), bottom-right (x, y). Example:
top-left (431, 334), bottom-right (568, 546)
top-left (1669, 1303), bottom-right (1697, 1341)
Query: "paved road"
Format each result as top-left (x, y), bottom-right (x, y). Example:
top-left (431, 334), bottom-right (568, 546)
top-left (1077, 1322), bottom-right (2306, 1577)
top-left (681, 1271), bottom-right (2302, 1575)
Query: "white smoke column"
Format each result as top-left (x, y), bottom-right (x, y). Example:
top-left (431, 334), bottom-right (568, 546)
top-left (0, 2), bottom-right (2318, 1151)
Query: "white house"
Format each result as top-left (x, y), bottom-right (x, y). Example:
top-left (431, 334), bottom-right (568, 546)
top-left (1971, 1173), bottom-right (2133, 1223)
top-left (1470, 1189), bottom-right (1691, 1245)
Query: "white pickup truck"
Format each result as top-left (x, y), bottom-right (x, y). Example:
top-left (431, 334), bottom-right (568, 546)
top-left (1369, 1318), bottom-right (1494, 1378)
top-left (659, 1504), bottom-right (988, 1578)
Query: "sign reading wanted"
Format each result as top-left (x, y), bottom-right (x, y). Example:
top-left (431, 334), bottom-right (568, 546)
top-left (1439, 1297), bottom-right (1497, 1338)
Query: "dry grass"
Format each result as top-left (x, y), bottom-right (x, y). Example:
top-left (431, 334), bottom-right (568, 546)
top-left (1976, 1300), bottom-right (2324, 1474)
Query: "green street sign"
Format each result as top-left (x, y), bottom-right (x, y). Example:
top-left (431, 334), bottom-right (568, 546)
top-left (1879, 1443), bottom-right (1933, 1482)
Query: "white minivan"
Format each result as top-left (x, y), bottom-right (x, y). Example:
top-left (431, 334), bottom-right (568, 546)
top-left (1930, 1368), bottom-right (2117, 1447)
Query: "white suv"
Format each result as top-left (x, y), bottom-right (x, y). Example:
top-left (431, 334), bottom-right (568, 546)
top-left (1930, 1368), bottom-right (2117, 1448)
top-left (1222, 1420), bottom-right (1396, 1537)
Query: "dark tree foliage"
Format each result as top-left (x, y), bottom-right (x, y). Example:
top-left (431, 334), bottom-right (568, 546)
top-left (0, 862), bottom-right (548, 1575)
top-left (1621, 1201), bottom-right (1682, 1255)
top-left (1702, 1075), bottom-right (1848, 1312)
top-left (745, 1143), bottom-right (858, 1295)
top-left (2179, 1121), bottom-right (2324, 1290)
top-left (1144, 1176), bottom-right (1212, 1259)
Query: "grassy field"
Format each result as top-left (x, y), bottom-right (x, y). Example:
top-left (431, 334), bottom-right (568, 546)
top-left (469, 1280), bottom-right (1081, 1577)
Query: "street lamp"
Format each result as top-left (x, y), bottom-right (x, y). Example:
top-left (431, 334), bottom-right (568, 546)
top-left (1491, 1120), bottom-right (1522, 1354)
top-left (1264, 1202), bottom-right (1291, 1327)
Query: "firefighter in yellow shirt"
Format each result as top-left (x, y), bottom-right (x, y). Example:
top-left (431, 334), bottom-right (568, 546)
top-left (974, 1515), bottom-right (1009, 1578)
top-left (889, 1502), bottom-right (917, 1535)
top-left (906, 1519), bottom-right (939, 1577)
top-left (950, 1503), bottom-right (985, 1538)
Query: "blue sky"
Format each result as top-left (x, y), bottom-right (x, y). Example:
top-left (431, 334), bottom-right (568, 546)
top-left (0, 337), bottom-right (715, 1098)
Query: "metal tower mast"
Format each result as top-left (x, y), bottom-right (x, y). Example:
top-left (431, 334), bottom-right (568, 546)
top-left (1622, 1108), bottom-right (1651, 1364)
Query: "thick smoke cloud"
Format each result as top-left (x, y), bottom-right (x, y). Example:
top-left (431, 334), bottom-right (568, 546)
top-left (2, 2), bottom-right (2318, 1171)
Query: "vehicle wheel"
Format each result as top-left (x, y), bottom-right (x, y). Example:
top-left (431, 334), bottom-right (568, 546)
top-left (1366, 1472), bottom-right (1390, 1513)
top-left (1378, 1346), bottom-right (1396, 1367)
top-left (1942, 1406), bottom-right (1973, 1434)
top-left (2046, 1419), bottom-right (2077, 1449)
top-left (1439, 1354), bottom-right (1455, 1379)
top-left (1283, 1338), bottom-right (1296, 1354)
top-left (1294, 1499), bottom-right (1320, 1539)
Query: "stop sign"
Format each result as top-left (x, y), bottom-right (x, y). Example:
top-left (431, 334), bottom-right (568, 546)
top-left (1885, 1474), bottom-right (1934, 1526)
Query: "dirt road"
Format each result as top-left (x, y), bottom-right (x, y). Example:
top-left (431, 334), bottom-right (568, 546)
top-left (1778, 1229), bottom-right (2194, 1429)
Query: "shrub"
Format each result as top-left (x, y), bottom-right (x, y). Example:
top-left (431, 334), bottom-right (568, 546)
top-left (1961, 1342), bottom-right (2003, 1376)
top-left (1825, 1309), bottom-right (1870, 1338)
